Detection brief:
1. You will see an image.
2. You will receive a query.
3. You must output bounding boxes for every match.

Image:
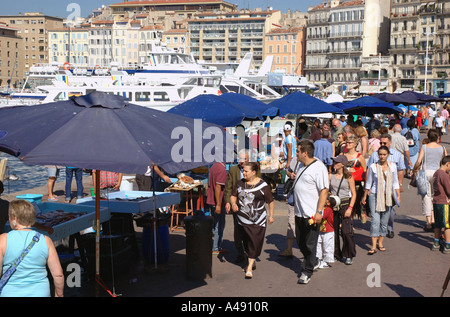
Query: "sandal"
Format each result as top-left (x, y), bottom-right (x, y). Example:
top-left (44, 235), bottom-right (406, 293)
top-left (378, 246), bottom-right (386, 252)
top-left (245, 271), bottom-right (253, 279)
top-left (368, 249), bottom-right (377, 255)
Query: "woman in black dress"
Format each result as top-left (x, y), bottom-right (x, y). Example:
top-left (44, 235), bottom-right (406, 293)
top-left (230, 162), bottom-right (274, 279)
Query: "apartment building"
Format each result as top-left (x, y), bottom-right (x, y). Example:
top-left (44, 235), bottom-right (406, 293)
top-left (0, 22), bottom-right (24, 89)
top-left (48, 26), bottom-right (89, 66)
top-left (0, 12), bottom-right (64, 73)
top-left (187, 9), bottom-right (282, 69)
top-left (264, 26), bottom-right (306, 76)
top-left (304, 0), bottom-right (390, 92)
top-left (162, 28), bottom-right (189, 53)
top-left (109, 0), bottom-right (237, 19)
top-left (389, 0), bottom-right (450, 95)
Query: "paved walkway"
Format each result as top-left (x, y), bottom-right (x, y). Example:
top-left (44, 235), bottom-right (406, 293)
top-left (2, 129), bottom-right (450, 298)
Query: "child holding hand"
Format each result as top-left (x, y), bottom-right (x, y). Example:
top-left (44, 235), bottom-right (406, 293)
top-left (432, 155), bottom-right (450, 254)
top-left (316, 198), bottom-right (335, 268)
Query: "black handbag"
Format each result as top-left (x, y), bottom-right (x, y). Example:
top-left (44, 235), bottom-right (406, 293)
top-left (283, 161), bottom-right (299, 195)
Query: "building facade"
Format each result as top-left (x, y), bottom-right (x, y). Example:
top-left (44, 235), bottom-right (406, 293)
top-left (389, 0), bottom-right (450, 95)
top-left (0, 22), bottom-right (24, 89)
top-left (304, 0), bottom-right (391, 92)
top-left (264, 26), bottom-right (306, 76)
top-left (187, 9), bottom-right (282, 69)
top-left (0, 12), bottom-right (64, 74)
top-left (109, 0), bottom-right (237, 18)
top-left (48, 26), bottom-right (89, 66)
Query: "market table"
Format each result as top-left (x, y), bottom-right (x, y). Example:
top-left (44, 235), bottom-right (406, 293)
top-left (5, 202), bottom-right (111, 241)
top-left (165, 182), bottom-right (205, 231)
top-left (77, 190), bottom-right (181, 256)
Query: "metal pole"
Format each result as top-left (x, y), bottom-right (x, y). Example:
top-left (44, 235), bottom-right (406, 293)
top-left (378, 53), bottom-right (381, 93)
top-left (152, 164), bottom-right (158, 270)
top-left (95, 170), bottom-right (101, 296)
top-left (424, 33), bottom-right (429, 94)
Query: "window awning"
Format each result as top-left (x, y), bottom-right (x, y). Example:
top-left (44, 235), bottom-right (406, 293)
top-left (358, 85), bottom-right (386, 94)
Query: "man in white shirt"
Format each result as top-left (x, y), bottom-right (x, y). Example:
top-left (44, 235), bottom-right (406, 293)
top-left (428, 105), bottom-right (436, 130)
top-left (293, 139), bottom-right (329, 284)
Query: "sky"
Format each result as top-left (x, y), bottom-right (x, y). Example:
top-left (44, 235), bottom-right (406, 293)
top-left (2, 0), bottom-right (318, 18)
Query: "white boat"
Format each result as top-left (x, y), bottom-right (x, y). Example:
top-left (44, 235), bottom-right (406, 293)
top-left (200, 53), bottom-right (281, 103)
top-left (129, 40), bottom-right (214, 85)
top-left (0, 72), bottom-right (222, 111)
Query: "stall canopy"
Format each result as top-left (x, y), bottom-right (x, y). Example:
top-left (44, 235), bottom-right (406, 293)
top-left (373, 92), bottom-right (410, 104)
top-left (0, 92), bottom-right (235, 174)
top-left (167, 94), bottom-right (264, 127)
top-left (267, 91), bottom-right (344, 116)
top-left (333, 96), bottom-right (403, 116)
top-left (399, 91), bottom-right (442, 103)
top-left (0, 91), bottom-right (236, 285)
top-left (439, 92), bottom-right (450, 98)
top-left (219, 92), bottom-right (278, 117)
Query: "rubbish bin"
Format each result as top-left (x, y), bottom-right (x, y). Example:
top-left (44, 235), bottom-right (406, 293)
top-left (135, 212), bottom-right (171, 264)
top-left (184, 211), bottom-right (213, 280)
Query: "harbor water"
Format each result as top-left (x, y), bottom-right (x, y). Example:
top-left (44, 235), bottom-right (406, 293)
top-left (0, 153), bottom-right (67, 194)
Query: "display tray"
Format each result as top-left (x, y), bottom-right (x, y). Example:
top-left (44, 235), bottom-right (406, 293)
top-left (5, 202), bottom-right (111, 241)
top-left (77, 190), bottom-right (181, 214)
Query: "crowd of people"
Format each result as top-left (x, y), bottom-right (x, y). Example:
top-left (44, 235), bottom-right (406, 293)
top-left (206, 103), bottom-right (450, 284)
top-left (1, 102), bottom-right (449, 295)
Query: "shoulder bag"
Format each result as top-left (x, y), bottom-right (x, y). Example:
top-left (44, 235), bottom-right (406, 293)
top-left (416, 146), bottom-right (428, 196)
top-left (283, 161), bottom-right (299, 195)
top-left (0, 232), bottom-right (41, 295)
top-left (287, 160), bottom-right (317, 206)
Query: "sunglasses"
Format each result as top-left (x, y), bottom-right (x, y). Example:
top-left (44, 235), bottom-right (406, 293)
top-left (380, 142), bottom-right (388, 145)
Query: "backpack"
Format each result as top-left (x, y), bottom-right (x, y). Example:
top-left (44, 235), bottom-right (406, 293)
top-left (405, 129), bottom-right (415, 147)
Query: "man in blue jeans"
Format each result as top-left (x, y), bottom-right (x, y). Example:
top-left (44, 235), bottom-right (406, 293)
top-left (65, 167), bottom-right (84, 203)
top-left (206, 162), bottom-right (228, 255)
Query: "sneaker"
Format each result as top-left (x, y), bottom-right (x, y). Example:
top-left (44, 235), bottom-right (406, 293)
top-left (318, 261), bottom-right (331, 269)
top-left (297, 273), bottom-right (311, 284)
top-left (444, 246), bottom-right (450, 254)
top-left (431, 242), bottom-right (440, 251)
top-left (344, 258), bottom-right (353, 265)
top-left (313, 260), bottom-right (321, 271)
top-left (212, 248), bottom-right (228, 255)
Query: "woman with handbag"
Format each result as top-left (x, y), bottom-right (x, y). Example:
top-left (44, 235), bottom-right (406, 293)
top-left (412, 129), bottom-right (447, 231)
top-left (362, 146), bottom-right (401, 255)
top-left (329, 155), bottom-right (357, 265)
top-left (0, 200), bottom-right (64, 297)
top-left (344, 135), bottom-right (367, 222)
top-left (230, 162), bottom-right (274, 279)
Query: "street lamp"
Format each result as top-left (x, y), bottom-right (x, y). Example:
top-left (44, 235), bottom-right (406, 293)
top-left (378, 53), bottom-right (382, 93)
top-left (423, 32), bottom-right (435, 94)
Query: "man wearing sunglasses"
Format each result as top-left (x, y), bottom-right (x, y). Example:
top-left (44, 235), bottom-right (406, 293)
top-left (367, 133), bottom-right (406, 239)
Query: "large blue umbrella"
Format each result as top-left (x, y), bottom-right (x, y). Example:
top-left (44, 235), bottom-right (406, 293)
top-left (219, 92), bottom-right (278, 118)
top-left (268, 91), bottom-right (343, 116)
top-left (0, 91), bottom-right (235, 279)
top-left (0, 92), bottom-right (234, 174)
top-left (439, 92), bottom-right (450, 98)
top-left (167, 94), bottom-right (263, 127)
top-left (373, 92), bottom-right (410, 104)
top-left (334, 96), bottom-right (403, 115)
top-left (399, 91), bottom-right (442, 104)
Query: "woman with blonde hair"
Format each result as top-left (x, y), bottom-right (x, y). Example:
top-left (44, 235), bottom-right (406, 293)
top-left (344, 134), bottom-right (367, 222)
top-left (355, 126), bottom-right (369, 158)
top-left (0, 200), bottom-right (64, 297)
top-left (368, 129), bottom-right (381, 158)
